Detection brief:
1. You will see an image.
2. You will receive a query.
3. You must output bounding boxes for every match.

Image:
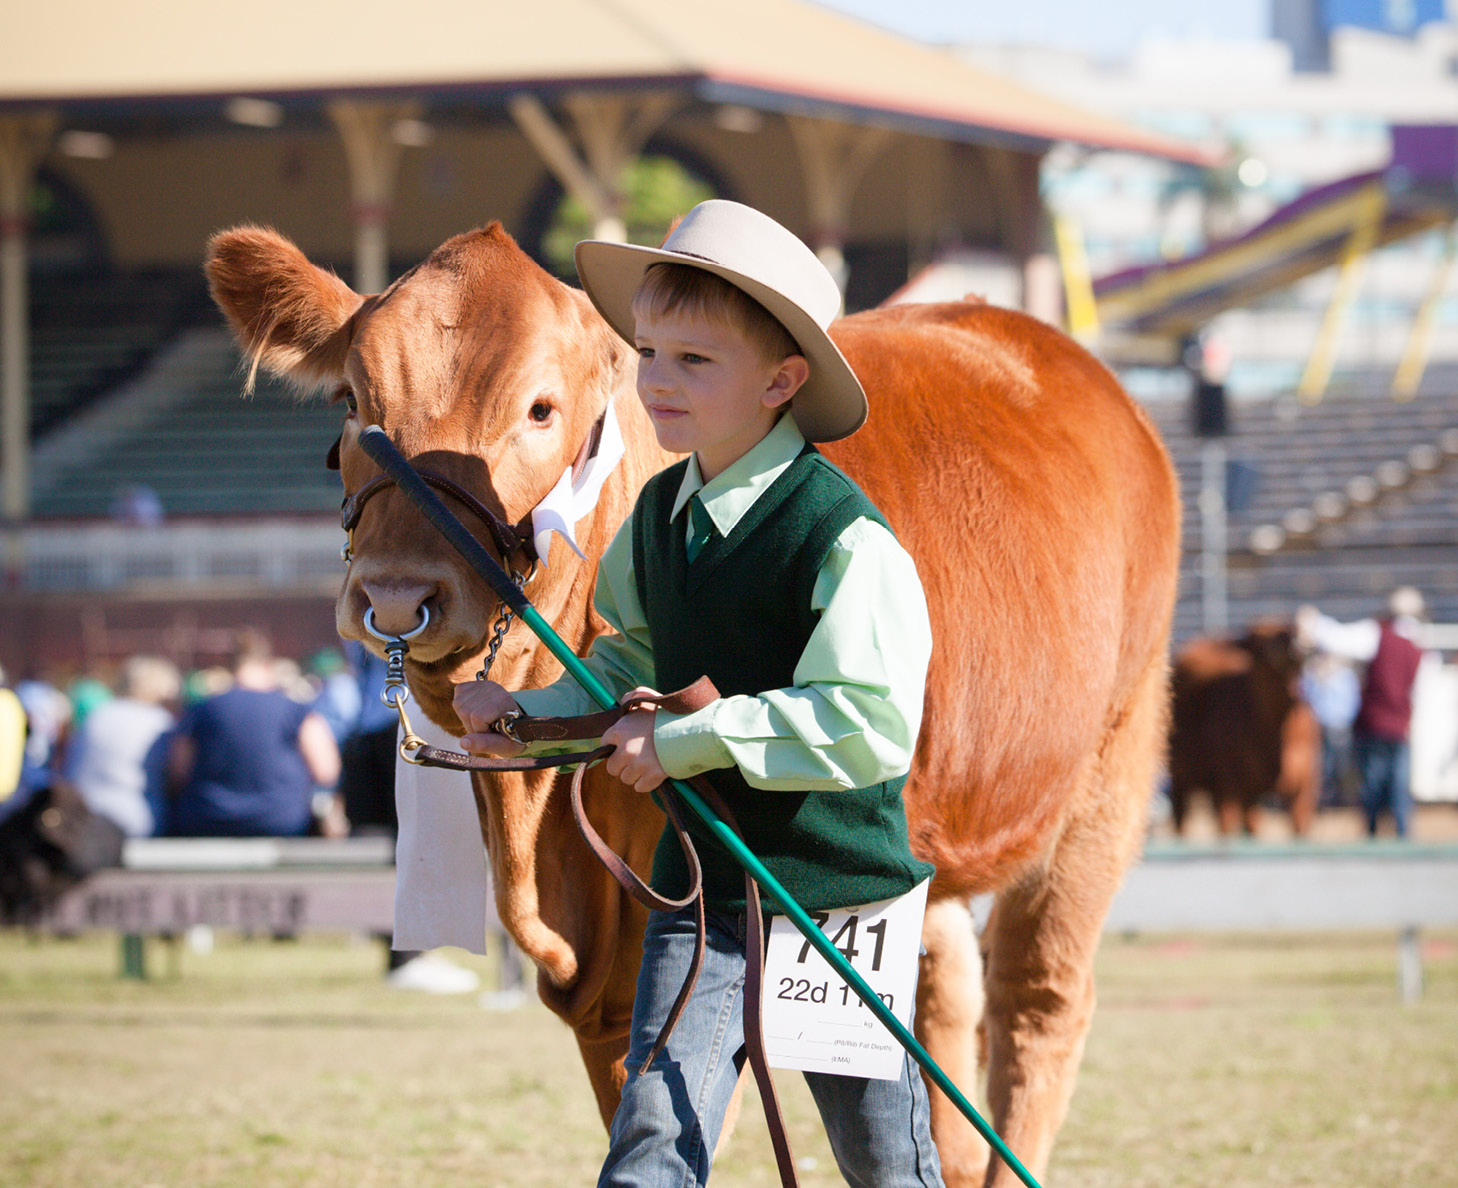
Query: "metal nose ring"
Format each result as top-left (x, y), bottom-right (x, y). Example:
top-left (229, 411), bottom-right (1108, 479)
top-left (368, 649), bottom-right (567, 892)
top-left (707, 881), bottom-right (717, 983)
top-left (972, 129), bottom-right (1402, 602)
top-left (363, 604), bottom-right (431, 642)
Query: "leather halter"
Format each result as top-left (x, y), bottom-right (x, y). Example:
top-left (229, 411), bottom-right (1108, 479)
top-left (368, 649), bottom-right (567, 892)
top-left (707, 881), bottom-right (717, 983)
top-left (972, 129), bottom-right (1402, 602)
top-left (404, 678), bottom-right (803, 1187)
top-left (341, 469), bottom-right (536, 565)
top-left (332, 409), bottom-right (609, 568)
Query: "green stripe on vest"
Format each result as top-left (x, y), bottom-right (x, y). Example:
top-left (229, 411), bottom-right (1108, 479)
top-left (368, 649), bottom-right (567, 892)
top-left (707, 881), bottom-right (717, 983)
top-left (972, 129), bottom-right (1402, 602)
top-left (632, 444), bottom-right (934, 913)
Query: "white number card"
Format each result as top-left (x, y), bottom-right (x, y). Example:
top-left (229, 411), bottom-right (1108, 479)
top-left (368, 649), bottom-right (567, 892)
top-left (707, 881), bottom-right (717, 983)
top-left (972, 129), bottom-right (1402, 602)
top-left (761, 879), bottom-right (928, 1081)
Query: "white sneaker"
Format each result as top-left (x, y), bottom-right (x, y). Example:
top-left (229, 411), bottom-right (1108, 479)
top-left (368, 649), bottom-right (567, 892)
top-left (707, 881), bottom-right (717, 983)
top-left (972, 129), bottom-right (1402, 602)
top-left (387, 952), bottom-right (482, 995)
top-left (478, 986), bottom-right (530, 1011)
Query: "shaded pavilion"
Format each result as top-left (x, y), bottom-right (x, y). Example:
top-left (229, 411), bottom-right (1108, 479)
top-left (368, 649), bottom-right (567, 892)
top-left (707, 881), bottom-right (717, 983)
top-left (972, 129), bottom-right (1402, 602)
top-left (0, 0), bottom-right (1201, 520)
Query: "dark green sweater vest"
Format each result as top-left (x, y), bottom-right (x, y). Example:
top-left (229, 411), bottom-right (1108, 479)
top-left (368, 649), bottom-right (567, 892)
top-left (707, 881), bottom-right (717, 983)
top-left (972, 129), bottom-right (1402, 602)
top-left (632, 445), bottom-right (934, 913)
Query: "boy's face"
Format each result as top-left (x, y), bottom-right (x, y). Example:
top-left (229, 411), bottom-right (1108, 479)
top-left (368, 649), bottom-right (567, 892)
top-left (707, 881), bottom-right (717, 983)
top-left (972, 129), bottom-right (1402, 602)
top-left (633, 306), bottom-right (807, 481)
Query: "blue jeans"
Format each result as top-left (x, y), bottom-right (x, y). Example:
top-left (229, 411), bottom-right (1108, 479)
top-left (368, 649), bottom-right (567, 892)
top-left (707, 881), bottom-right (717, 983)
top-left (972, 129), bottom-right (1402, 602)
top-left (1354, 732), bottom-right (1412, 838)
top-left (599, 905), bottom-right (945, 1188)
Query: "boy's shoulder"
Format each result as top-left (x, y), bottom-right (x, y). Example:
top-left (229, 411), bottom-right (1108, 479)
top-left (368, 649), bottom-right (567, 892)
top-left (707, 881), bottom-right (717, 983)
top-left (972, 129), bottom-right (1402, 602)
top-left (793, 448), bottom-right (889, 527)
top-left (797, 446), bottom-right (862, 496)
top-left (633, 446), bottom-right (885, 532)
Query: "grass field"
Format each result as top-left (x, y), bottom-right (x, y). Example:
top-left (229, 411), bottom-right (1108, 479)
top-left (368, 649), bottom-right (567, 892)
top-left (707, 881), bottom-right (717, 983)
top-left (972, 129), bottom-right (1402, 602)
top-left (2, 927), bottom-right (1455, 1187)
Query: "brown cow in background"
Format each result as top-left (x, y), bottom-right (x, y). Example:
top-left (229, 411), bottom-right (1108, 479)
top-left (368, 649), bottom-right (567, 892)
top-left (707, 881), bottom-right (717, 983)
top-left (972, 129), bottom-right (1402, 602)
top-left (1167, 622), bottom-right (1320, 837)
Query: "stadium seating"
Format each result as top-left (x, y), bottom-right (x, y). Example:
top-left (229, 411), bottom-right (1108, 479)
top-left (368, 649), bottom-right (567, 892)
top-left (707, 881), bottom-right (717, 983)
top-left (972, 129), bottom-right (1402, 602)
top-left (1148, 367), bottom-right (1458, 642)
top-left (28, 271), bottom-right (211, 437)
top-left (24, 269), bottom-right (1458, 643)
top-left (30, 311), bottom-right (343, 520)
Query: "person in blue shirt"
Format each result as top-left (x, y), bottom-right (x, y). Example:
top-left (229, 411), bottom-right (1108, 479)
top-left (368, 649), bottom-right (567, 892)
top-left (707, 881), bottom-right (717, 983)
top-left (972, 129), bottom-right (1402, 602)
top-left (1300, 649), bottom-right (1361, 808)
top-left (166, 630), bottom-right (341, 837)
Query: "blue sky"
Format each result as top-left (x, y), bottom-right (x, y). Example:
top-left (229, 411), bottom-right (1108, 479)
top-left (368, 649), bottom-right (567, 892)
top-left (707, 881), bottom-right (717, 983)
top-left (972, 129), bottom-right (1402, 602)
top-left (813, 0), bottom-right (1271, 60)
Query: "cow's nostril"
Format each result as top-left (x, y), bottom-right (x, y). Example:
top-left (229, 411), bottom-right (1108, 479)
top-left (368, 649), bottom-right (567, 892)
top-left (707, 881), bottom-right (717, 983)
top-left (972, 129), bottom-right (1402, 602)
top-left (359, 581), bottom-right (436, 637)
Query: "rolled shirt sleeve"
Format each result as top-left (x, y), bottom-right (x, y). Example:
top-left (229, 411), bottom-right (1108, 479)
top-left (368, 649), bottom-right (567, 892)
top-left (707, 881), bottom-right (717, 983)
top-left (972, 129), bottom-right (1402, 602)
top-left (654, 516), bottom-right (930, 791)
top-left (1304, 613), bottom-right (1380, 663)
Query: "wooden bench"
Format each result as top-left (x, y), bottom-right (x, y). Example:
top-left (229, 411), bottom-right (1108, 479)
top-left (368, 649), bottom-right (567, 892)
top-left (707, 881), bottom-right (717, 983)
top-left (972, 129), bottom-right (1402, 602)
top-left (42, 837), bottom-right (1458, 998)
top-left (39, 836), bottom-right (401, 978)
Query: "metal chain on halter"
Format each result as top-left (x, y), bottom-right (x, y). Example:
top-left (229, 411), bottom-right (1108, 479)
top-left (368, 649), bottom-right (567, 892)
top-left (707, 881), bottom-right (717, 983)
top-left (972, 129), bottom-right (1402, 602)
top-left (363, 606), bottom-right (432, 765)
top-left (475, 560), bottom-right (538, 682)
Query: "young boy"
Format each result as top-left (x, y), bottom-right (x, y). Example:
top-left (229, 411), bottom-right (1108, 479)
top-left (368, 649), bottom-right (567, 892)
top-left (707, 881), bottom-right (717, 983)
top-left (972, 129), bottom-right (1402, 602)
top-left (454, 200), bottom-right (942, 1187)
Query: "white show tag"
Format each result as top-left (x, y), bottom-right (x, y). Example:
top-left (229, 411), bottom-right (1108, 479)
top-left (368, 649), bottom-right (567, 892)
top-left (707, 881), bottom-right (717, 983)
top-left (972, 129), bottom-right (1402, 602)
top-left (761, 879), bottom-right (929, 1081)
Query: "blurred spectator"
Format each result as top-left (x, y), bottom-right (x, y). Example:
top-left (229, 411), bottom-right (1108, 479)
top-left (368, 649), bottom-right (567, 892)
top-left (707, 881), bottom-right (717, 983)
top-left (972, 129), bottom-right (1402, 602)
top-left (182, 665), bottom-right (232, 707)
top-left (308, 647), bottom-right (362, 747)
top-left (15, 677), bottom-right (72, 799)
top-left (272, 655), bottom-right (315, 704)
top-left (0, 663), bottom-right (26, 812)
top-left (1300, 651), bottom-right (1360, 808)
top-left (108, 483), bottom-right (163, 527)
top-left (166, 630), bottom-right (342, 838)
top-left (66, 675), bottom-right (114, 729)
top-left (1297, 587), bottom-right (1430, 838)
top-left (66, 656), bottom-right (181, 838)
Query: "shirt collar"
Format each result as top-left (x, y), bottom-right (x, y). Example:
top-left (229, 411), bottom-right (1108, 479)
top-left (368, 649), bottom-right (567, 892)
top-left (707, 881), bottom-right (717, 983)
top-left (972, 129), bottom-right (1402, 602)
top-left (671, 414), bottom-right (806, 536)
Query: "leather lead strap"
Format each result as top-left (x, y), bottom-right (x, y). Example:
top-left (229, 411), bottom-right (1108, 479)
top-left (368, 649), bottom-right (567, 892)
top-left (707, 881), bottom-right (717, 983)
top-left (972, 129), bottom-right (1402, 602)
top-left (691, 777), bottom-right (800, 1188)
top-left (406, 677), bottom-right (801, 1186)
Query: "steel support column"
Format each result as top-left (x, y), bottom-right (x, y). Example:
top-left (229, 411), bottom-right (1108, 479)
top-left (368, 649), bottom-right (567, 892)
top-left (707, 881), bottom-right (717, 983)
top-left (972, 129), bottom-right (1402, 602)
top-left (0, 111), bottom-right (57, 525)
top-left (328, 100), bottom-right (422, 295)
top-left (785, 116), bottom-right (891, 303)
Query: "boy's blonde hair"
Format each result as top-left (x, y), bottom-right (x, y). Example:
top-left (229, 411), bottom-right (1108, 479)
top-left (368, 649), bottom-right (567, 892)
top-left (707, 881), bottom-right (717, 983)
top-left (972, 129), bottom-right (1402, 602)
top-left (632, 263), bottom-right (801, 364)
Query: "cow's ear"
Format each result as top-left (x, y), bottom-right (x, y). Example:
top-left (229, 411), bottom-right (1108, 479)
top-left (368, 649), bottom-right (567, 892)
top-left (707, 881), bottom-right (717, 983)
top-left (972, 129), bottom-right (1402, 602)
top-left (205, 225), bottom-right (363, 394)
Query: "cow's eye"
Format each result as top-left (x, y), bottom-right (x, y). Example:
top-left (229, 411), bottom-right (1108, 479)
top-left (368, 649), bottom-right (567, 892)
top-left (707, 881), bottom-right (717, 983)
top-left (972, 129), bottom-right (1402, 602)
top-left (338, 388), bottom-right (358, 414)
top-left (528, 400), bottom-right (553, 424)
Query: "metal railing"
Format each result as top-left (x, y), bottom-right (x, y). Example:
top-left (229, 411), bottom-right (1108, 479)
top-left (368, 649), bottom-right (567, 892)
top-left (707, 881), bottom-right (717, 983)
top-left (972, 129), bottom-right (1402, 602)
top-left (9, 517), bottom-right (345, 592)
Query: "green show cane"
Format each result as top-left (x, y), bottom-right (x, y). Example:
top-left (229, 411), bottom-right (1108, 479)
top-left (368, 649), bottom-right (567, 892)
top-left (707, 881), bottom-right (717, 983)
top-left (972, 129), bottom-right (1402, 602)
top-left (357, 425), bottom-right (1042, 1188)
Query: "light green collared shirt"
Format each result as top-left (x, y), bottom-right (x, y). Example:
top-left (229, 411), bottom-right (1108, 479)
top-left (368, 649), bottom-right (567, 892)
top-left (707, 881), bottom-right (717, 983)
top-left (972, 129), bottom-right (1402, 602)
top-left (513, 415), bottom-right (932, 792)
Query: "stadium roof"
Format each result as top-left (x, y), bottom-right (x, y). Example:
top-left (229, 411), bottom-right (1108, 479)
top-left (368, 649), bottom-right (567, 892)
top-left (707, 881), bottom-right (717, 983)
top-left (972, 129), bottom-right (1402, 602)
top-left (1, 0), bottom-right (1208, 161)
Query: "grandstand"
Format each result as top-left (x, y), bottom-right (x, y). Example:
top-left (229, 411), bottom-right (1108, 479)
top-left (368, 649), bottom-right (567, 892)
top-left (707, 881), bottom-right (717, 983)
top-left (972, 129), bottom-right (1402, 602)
top-left (1, 266), bottom-right (348, 676)
top-left (0, 0), bottom-right (1215, 678)
top-left (23, 267), bottom-right (343, 520)
top-left (16, 257), bottom-right (1458, 656)
top-left (1149, 367), bottom-right (1458, 643)
top-left (1, 1), bottom-right (1452, 683)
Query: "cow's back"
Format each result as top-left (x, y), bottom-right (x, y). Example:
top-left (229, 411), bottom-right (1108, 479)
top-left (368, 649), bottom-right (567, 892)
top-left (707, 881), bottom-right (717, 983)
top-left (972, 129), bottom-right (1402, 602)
top-left (827, 301), bottom-right (1180, 896)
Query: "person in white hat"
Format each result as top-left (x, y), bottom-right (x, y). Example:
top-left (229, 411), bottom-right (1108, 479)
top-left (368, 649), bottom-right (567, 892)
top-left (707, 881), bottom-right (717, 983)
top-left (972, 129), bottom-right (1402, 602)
top-left (1297, 587), bottom-right (1432, 837)
top-left (454, 200), bottom-right (942, 1186)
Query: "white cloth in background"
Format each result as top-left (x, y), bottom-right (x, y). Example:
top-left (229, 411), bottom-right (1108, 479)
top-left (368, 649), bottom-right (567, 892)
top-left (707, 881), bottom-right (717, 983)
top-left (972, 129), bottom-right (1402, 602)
top-left (1302, 611), bottom-right (1425, 663)
top-left (392, 714), bottom-right (490, 954)
top-left (394, 405), bottom-right (625, 951)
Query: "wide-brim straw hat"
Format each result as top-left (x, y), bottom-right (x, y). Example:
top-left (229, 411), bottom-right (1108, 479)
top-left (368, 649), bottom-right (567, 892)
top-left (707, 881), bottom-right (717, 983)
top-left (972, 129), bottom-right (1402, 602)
top-left (574, 200), bottom-right (868, 443)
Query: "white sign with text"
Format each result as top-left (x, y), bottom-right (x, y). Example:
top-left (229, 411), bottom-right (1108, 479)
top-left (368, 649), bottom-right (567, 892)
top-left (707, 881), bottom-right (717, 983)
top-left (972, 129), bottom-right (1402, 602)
top-left (762, 879), bottom-right (928, 1081)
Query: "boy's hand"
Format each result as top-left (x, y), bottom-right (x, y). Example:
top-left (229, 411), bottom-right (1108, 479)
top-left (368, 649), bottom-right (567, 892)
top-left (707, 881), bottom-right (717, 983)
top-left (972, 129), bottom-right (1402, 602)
top-left (453, 679), bottom-right (526, 757)
top-left (603, 686), bottom-right (666, 794)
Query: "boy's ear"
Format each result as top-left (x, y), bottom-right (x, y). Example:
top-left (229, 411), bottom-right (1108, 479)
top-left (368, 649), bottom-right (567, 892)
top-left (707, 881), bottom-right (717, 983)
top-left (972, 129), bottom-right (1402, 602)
top-left (765, 354), bottom-right (810, 408)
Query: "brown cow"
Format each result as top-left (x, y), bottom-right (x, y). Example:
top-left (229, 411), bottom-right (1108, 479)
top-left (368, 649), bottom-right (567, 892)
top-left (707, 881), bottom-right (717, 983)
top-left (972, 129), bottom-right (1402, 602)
top-left (205, 221), bottom-right (1180, 1187)
top-left (1167, 622), bottom-right (1320, 837)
